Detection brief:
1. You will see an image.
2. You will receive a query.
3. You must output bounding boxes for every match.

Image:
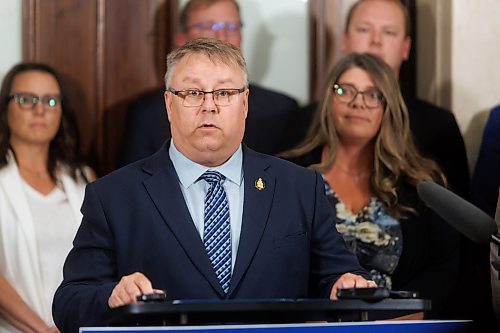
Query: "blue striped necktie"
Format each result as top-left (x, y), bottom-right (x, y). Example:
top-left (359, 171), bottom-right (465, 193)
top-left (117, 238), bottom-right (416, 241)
top-left (200, 170), bottom-right (231, 294)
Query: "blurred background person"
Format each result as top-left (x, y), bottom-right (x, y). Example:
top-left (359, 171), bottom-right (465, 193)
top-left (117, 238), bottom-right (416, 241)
top-left (340, 1), bottom-right (494, 327)
top-left (0, 63), bottom-right (94, 332)
top-left (121, 0), bottom-right (298, 165)
top-left (341, 0), bottom-right (469, 198)
top-left (288, 0), bottom-right (469, 196)
top-left (282, 53), bottom-right (459, 319)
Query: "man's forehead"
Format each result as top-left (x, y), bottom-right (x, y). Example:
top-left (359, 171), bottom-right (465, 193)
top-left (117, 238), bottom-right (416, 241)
top-left (172, 53), bottom-right (243, 83)
top-left (188, 0), bottom-right (240, 23)
top-left (177, 52), bottom-right (236, 68)
top-left (351, 0), bottom-right (405, 27)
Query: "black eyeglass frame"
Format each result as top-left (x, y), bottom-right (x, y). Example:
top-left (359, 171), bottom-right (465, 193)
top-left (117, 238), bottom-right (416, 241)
top-left (8, 92), bottom-right (62, 110)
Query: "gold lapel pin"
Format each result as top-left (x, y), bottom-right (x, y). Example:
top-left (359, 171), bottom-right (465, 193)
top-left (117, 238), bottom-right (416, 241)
top-left (255, 177), bottom-right (265, 191)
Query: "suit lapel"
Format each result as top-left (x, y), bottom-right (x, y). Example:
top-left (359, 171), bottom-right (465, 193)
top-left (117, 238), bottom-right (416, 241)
top-left (142, 146), bottom-right (225, 296)
top-left (230, 147), bottom-right (275, 294)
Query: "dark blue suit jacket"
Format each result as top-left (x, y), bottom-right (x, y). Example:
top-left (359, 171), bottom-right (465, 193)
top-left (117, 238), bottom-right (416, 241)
top-left (53, 143), bottom-right (366, 332)
top-left (472, 106), bottom-right (500, 218)
top-left (120, 84), bottom-right (299, 165)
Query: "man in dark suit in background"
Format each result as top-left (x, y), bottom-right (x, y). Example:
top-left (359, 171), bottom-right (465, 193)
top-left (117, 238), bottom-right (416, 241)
top-left (53, 38), bottom-right (374, 333)
top-left (121, 0), bottom-right (298, 165)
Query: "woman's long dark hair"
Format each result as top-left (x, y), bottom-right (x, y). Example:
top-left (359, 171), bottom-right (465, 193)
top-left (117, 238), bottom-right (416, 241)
top-left (0, 62), bottom-right (87, 182)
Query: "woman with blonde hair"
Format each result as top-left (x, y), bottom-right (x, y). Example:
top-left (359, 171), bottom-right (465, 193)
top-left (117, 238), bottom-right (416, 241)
top-left (283, 53), bottom-right (459, 318)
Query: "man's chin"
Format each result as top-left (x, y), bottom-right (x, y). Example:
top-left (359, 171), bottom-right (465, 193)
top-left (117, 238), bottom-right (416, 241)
top-left (195, 136), bottom-right (223, 150)
top-left (193, 144), bottom-right (232, 167)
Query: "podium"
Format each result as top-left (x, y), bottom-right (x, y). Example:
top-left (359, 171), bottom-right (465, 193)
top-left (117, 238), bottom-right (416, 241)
top-left (102, 299), bottom-right (432, 326)
top-left (91, 300), bottom-right (473, 333)
top-left (83, 321), bottom-right (473, 333)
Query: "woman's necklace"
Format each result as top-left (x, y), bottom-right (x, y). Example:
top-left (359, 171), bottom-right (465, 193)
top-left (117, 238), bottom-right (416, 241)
top-left (334, 163), bottom-right (371, 183)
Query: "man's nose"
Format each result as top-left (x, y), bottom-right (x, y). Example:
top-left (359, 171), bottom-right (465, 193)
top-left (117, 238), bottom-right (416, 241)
top-left (201, 92), bottom-right (217, 111)
top-left (371, 30), bottom-right (382, 45)
top-left (214, 29), bottom-right (229, 42)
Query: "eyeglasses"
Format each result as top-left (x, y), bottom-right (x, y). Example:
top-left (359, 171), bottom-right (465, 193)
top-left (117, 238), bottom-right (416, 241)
top-left (8, 92), bottom-right (62, 111)
top-left (332, 83), bottom-right (385, 108)
top-left (187, 21), bottom-right (243, 36)
top-left (168, 88), bottom-right (246, 107)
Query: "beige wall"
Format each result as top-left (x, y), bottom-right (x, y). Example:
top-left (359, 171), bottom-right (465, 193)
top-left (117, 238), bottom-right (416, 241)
top-left (417, 0), bottom-right (500, 171)
top-left (0, 0), bottom-right (22, 81)
top-left (179, 0), bottom-right (310, 105)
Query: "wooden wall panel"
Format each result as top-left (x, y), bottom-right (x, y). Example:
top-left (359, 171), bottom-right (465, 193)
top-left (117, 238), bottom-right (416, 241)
top-left (23, 0), bottom-right (98, 163)
top-left (99, 0), bottom-right (175, 173)
top-left (23, 0), bottom-right (177, 175)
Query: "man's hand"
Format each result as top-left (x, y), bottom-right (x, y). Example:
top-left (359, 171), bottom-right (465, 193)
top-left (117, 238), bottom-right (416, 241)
top-left (329, 273), bottom-right (377, 300)
top-left (108, 272), bottom-right (163, 308)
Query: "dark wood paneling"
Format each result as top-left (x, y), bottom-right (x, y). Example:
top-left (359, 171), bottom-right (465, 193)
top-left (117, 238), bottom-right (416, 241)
top-left (23, 0), bottom-right (98, 161)
top-left (23, 0), bottom-right (177, 175)
top-left (99, 0), bottom-right (175, 173)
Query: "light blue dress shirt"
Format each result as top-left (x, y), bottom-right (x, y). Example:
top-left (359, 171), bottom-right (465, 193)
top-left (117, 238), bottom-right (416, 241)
top-left (169, 140), bottom-right (244, 273)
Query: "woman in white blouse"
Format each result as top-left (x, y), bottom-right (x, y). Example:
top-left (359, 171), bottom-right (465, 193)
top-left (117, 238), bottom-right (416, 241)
top-left (0, 63), bottom-right (95, 332)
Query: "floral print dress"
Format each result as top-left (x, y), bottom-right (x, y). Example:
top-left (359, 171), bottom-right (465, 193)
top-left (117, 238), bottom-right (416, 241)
top-left (324, 179), bottom-right (403, 289)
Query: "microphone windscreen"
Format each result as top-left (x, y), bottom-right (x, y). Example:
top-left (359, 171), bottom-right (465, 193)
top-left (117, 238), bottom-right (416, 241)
top-left (417, 181), bottom-right (497, 244)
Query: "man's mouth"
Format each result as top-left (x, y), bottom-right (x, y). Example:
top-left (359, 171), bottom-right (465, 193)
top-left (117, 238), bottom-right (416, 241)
top-left (199, 123), bottom-right (217, 129)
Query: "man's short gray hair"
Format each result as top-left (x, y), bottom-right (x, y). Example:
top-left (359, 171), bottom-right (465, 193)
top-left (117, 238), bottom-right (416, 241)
top-left (164, 38), bottom-right (249, 89)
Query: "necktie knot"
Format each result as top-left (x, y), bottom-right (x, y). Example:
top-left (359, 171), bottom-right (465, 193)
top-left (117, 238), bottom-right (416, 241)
top-left (201, 170), bottom-right (225, 185)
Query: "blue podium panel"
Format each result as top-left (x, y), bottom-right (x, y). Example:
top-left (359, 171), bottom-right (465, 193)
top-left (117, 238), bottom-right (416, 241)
top-left (82, 321), bottom-right (473, 333)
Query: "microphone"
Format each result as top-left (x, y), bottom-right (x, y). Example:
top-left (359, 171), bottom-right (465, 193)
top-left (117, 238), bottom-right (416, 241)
top-left (416, 181), bottom-right (497, 244)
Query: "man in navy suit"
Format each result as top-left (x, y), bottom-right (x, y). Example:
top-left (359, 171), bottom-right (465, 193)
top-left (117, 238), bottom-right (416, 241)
top-left (53, 39), bottom-right (373, 332)
top-left (121, 0), bottom-right (298, 165)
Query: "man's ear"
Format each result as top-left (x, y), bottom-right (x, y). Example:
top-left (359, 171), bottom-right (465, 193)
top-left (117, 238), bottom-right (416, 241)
top-left (164, 90), bottom-right (172, 121)
top-left (242, 88), bottom-right (249, 119)
top-left (402, 36), bottom-right (412, 61)
top-left (341, 31), bottom-right (349, 54)
top-left (174, 32), bottom-right (188, 47)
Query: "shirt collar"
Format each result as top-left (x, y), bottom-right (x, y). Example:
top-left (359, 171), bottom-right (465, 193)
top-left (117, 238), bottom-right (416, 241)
top-left (169, 140), bottom-right (243, 189)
